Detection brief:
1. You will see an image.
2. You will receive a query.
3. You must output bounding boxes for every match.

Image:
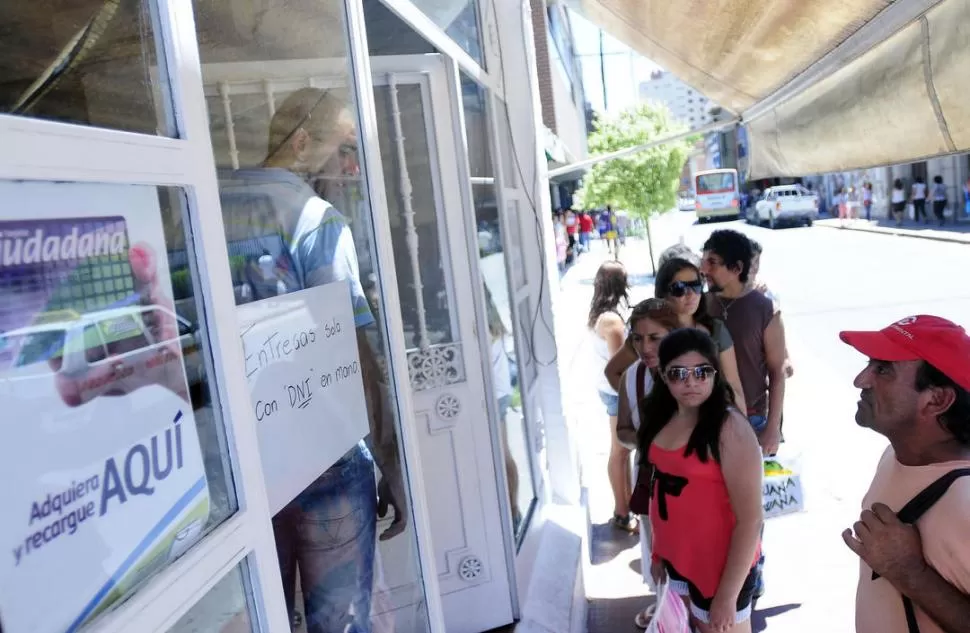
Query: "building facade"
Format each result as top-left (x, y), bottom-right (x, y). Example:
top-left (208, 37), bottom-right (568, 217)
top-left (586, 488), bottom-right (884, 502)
top-left (639, 70), bottom-right (715, 131)
top-left (0, 1), bottom-right (587, 633)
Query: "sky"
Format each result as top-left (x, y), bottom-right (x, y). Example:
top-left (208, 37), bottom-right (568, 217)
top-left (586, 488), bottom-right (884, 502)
top-left (569, 10), bottom-right (661, 116)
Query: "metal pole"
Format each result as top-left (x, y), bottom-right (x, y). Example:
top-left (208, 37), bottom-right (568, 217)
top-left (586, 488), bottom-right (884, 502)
top-left (599, 29), bottom-right (608, 111)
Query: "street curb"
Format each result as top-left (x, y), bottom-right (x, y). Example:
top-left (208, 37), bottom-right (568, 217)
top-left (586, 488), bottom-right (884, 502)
top-left (816, 222), bottom-right (970, 245)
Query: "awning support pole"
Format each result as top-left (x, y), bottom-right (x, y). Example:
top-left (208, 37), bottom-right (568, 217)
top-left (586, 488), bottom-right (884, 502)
top-left (547, 118), bottom-right (739, 179)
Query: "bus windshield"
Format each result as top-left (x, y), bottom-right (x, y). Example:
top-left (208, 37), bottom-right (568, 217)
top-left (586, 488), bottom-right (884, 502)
top-left (696, 172), bottom-right (737, 195)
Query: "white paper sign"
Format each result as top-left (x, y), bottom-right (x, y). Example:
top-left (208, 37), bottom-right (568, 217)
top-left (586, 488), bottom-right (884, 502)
top-left (237, 282), bottom-right (369, 514)
top-left (0, 182), bottom-right (209, 633)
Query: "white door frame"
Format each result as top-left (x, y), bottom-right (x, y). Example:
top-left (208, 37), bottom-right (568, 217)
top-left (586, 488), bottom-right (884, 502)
top-left (0, 0), bottom-right (448, 631)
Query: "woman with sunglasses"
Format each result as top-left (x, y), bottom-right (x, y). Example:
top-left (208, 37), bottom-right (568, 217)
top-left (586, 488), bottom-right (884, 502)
top-left (613, 299), bottom-right (681, 628)
top-left (640, 328), bottom-right (763, 633)
top-left (655, 257), bottom-right (747, 415)
top-left (587, 261), bottom-right (636, 532)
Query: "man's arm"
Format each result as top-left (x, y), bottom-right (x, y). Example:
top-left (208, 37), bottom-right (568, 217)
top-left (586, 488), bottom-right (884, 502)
top-left (844, 503), bottom-right (970, 633)
top-left (761, 312), bottom-right (787, 455)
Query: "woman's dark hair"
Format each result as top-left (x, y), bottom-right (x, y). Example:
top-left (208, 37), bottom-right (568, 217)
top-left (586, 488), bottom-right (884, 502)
top-left (654, 258), bottom-right (715, 332)
top-left (749, 238), bottom-right (763, 255)
top-left (916, 176), bottom-right (925, 184)
top-left (934, 175), bottom-right (943, 184)
top-left (894, 178), bottom-right (904, 190)
top-left (587, 261), bottom-right (629, 328)
top-left (638, 328), bottom-right (735, 464)
top-left (916, 362), bottom-right (970, 446)
top-left (628, 298), bottom-right (681, 336)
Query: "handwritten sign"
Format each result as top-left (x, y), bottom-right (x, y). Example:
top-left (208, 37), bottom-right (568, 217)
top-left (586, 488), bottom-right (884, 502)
top-left (236, 282), bottom-right (368, 514)
top-left (762, 460), bottom-right (804, 519)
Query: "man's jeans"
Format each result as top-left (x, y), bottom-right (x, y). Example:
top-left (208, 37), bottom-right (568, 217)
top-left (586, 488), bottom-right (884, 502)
top-left (749, 415), bottom-right (768, 596)
top-left (273, 444), bottom-right (377, 633)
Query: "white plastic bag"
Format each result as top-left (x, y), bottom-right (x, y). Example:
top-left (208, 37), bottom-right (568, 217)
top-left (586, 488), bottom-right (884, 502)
top-left (646, 580), bottom-right (691, 633)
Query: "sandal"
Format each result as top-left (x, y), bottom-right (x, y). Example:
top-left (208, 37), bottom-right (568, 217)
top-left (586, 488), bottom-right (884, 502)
top-left (634, 604), bottom-right (656, 629)
top-left (610, 513), bottom-right (639, 533)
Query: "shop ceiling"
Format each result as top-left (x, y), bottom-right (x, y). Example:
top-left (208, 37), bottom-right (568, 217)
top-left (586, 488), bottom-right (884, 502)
top-left (565, 0), bottom-right (970, 178)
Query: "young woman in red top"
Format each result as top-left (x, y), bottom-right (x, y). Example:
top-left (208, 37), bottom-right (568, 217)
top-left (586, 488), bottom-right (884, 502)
top-left (639, 328), bottom-right (764, 632)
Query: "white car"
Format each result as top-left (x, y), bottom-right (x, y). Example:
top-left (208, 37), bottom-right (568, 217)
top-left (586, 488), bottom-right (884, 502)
top-left (748, 185), bottom-right (819, 228)
top-left (0, 305), bottom-right (202, 398)
top-left (677, 194), bottom-right (696, 212)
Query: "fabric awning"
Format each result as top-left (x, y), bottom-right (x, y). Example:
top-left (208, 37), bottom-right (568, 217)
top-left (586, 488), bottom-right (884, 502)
top-left (567, 0), bottom-right (970, 178)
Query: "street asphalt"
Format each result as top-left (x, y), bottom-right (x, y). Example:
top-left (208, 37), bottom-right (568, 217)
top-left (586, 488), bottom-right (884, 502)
top-left (570, 211), bottom-right (970, 632)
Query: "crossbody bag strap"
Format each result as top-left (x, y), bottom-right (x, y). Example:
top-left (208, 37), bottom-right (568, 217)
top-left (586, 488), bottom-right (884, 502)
top-left (871, 468), bottom-right (970, 633)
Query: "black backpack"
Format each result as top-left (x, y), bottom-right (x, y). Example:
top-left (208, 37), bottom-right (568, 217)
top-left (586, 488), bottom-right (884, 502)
top-left (871, 468), bottom-right (970, 633)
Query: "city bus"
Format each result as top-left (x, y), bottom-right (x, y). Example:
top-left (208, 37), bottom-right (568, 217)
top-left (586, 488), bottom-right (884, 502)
top-left (694, 168), bottom-right (741, 222)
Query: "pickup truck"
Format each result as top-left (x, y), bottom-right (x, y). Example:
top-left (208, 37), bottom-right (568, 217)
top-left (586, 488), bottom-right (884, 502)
top-left (748, 185), bottom-right (819, 229)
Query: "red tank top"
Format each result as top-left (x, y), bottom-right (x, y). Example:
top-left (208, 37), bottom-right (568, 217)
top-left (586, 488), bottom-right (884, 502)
top-left (648, 443), bottom-right (761, 598)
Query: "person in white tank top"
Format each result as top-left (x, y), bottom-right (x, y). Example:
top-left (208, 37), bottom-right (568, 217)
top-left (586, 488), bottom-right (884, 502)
top-left (587, 261), bottom-right (634, 531)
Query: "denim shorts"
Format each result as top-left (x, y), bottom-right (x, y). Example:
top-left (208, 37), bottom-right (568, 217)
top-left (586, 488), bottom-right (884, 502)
top-left (748, 415), bottom-right (768, 434)
top-left (599, 391), bottom-right (620, 416)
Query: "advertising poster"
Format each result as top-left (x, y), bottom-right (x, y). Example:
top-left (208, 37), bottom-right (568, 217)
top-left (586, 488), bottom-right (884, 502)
top-left (236, 282), bottom-right (369, 515)
top-left (0, 181), bottom-right (209, 633)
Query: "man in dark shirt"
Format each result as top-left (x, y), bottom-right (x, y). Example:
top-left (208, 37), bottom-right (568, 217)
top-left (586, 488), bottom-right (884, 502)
top-left (701, 229), bottom-right (787, 454)
top-left (701, 229), bottom-right (788, 601)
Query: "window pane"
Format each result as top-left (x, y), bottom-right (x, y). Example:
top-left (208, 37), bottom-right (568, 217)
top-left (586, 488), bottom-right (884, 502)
top-left (195, 1), bottom-right (430, 630)
top-left (167, 562), bottom-right (254, 633)
top-left (396, 0), bottom-right (484, 65)
top-left (0, 0), bottom-right (173, 135)
top-left (462, 76), bottom-right (536, 539)
top-left (0, 182), bottom-right (236, 633)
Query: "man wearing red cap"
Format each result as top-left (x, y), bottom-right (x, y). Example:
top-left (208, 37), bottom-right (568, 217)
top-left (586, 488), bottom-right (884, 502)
top-left (840, 315), bottom-right (970, 633)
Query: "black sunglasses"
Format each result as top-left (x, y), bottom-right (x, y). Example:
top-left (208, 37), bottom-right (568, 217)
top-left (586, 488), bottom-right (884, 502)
top-left (665, 365), bottom-right (717, 383)
top-left (668, 280), bottom-right (704, 298)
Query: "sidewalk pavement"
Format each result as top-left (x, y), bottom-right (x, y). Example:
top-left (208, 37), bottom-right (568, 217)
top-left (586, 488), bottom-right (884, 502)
top-left (554, 213), bottom-right (689, 633)
top-left (816, 217), bottom-right (970, 244)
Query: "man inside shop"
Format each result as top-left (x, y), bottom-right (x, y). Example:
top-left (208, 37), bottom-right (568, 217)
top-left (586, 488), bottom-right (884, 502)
top-left (218, 87), bottom-right (407, 633)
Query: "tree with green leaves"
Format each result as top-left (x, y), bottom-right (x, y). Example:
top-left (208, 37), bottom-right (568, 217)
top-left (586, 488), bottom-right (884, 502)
top-left (576, 102), bottom-right (692, 272)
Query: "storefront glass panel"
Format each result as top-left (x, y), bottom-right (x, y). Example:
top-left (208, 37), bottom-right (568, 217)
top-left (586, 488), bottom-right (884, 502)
top-left (167, 562), bottom-right (255, 633)
top-left (461, 77), bottom-right (536, 539)
top-left (193, 0), bottom-right (430, 630)
top-left (0, 0), bottom-right (174, 135)
top-left (0, 182), bottom-right (237, 633)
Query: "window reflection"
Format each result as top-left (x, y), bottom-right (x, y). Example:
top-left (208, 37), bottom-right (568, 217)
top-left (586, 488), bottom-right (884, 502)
top-left (462, 77), bottom-right (536, 538)
top-left (0, 0), bottom-right (170, 134)
top-left (195, 1), bottom-right (428, 631)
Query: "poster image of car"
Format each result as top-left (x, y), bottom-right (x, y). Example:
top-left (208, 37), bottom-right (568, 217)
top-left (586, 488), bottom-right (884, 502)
top-left (0, 181), bottom-right (210, 633)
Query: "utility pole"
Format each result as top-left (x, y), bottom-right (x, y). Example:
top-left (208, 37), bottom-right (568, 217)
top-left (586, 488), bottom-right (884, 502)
top-left (599, 29), bottom-right (608, 112)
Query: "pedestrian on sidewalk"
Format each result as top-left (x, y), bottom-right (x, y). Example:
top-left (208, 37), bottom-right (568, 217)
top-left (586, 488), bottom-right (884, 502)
top-left (654, 257), bottom-right (748, 414)
top-left (553, 212), bottom-right (568, 275)
top-left (588, 261), bottom-right (637, 532)
top-left (603, 244), bottom-right (702, 394)
top-left (931, 175), bottom-right (948, 226)
top-left (963, 177), bottom-right (970, 220)
top-left (838, 187), bottom-right (850, 227)
top-left (640, 328), bottom-right (763, 633)
top-left (912, 176), bottom-right (928, 224)
top-left (604, 206), bottom-right (621, 260)
top-left (579, 210), bottom-right (594, 252)
top-left (891, 179), bottom-right (906, 227)
top-left (839, 315), bottom-right (970, 633)
top-left (701, 230), bottom-right (787, 601)
top-left (614, 299), bottom-right (681, 628)
top-left (863, 181), bottom-right (874, 221)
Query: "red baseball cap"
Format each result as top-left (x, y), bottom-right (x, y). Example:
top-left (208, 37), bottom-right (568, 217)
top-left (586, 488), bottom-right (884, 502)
top-left (840, 315), bottom-right (970, 391)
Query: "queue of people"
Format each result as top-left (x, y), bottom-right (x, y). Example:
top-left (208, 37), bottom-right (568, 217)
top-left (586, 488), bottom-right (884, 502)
top-left (554, 207), bottom-right (625, 272)
top-left (587, 229), bottom-right (970, 633)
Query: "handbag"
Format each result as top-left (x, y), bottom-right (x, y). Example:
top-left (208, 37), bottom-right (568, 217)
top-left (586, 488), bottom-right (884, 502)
top-left (629, 363), bottom-right (654, 516)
